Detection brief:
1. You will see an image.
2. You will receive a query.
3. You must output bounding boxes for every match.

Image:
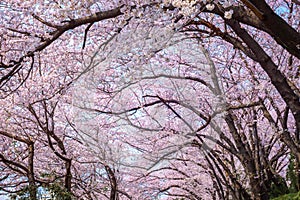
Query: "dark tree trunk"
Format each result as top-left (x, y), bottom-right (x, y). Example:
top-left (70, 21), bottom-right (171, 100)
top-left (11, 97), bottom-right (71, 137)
top-left (28, 143), bottom-right (37, 200)
top-left (105, 165), bottom-right (119, 200)
top-left (65, 159), bottom-right (72, 192)
top-left (245, 0), bottom-right (300, 59)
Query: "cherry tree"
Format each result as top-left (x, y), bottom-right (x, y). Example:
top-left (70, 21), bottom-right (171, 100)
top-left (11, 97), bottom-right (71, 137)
top-left (0, 0), bottom-right (299, 200)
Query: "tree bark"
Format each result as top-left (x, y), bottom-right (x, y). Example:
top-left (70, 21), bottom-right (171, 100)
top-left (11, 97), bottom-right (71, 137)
top-left (105, 165), bottom-right (119, 200)
top-left (28, 143), bottom-right (37, 200)
top-left (244, 0), bottom-right (300, 59)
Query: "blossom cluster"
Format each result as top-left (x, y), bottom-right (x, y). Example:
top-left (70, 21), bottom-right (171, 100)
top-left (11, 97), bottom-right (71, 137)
top-left (163, 0), bottom-right (234, 19)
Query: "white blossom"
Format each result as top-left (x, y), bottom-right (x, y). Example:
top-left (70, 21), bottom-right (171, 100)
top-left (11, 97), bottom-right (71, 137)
top-left (224, 9), bottom-right (234, 19)
top-left (206, 4), bottom-right (215, 11)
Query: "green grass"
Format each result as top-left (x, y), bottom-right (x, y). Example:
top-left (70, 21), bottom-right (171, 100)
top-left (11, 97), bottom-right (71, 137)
top-left (271, 191), bottom-right (300, 200)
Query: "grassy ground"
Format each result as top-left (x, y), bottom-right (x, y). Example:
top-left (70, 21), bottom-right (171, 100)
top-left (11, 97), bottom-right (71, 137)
top-left (272, 191), bottom-right (300, 200)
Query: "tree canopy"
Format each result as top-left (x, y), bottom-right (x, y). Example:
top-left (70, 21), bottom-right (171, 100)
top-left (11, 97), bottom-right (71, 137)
top-left (0, 0), bottom-right (299, 199)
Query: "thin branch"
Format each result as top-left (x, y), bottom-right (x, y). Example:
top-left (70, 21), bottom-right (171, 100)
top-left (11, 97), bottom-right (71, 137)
top-left (82, 23), bottom-right (94, 49)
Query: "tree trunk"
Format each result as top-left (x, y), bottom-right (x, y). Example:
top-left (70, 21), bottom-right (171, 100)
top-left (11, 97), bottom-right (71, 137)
top-left (246, 0), bottom-right (300, 59)
top-left (105, 165), bottom-right (119, 200)
top-left (28, 143), bottom-right (37, 200)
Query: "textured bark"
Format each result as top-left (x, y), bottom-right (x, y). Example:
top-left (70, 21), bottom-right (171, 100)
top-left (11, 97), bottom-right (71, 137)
top-left (105, 165), bottom-right (119, 200)
top-left (245, 0), bottom-right (300, 59)
top-left (28, 143), bottom-right (37, 200)
top-left (65, 160), bottom-right (72, 192)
